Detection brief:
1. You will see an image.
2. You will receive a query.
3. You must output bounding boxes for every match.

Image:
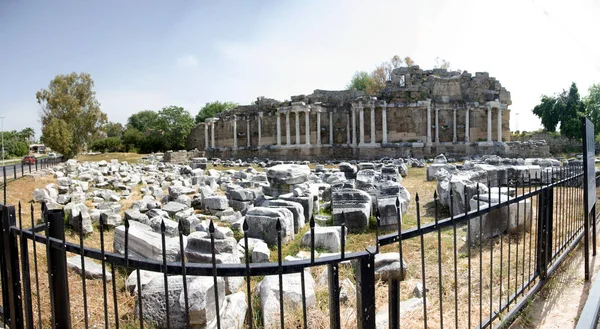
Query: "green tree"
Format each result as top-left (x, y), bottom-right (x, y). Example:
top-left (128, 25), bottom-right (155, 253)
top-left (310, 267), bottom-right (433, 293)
top-left (36, 72), bottom-right (107, 158)
top-left (532, 82), bottom-right (585, 139)
top-left (103, 122), bottom-right (124, 138)
top-left (19, 127), bottom-right (35, 142)
top-left (122, 127), bottom-right (144, 152)
top-left (532, 95), bottom-right (560, 132)
top-left (127, 110), bottom-right (159, 133)
top-left (585, 83), bottom-right (600, 131)
top-left (195, 101), bottom-right (238, 124)
top-left (157, 106), bottom-right (194, 150)
top-left (346, 71), bottom-right (372, 91)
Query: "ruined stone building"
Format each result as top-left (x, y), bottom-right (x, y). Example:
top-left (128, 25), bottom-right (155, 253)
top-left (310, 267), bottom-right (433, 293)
top-left (187, 66), bottom-right (544, 159)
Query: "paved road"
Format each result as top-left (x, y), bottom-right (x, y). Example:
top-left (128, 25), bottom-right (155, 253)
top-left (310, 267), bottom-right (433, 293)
top-left (1, 158), bottom-right (61, 182)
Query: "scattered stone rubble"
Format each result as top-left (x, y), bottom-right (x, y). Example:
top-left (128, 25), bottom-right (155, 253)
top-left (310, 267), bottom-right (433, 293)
top-left (30, 155), bottom-right (418, 328)
top-left (431, 154), bottom-right (582, 243)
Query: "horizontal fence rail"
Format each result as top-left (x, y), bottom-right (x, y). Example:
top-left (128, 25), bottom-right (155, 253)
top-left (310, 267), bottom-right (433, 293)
top-left (0, 163), bottom-right (595, 329)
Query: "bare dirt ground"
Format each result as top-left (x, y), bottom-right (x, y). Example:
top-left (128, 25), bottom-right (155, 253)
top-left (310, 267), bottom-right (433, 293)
top-left (510, 222), bottom-right (600, 329)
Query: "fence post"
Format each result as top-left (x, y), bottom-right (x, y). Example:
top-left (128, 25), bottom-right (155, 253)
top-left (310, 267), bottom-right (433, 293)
top-left (536, 186), bottom-right (554, 280)
top-left (1, 205), bottom-right (24, 329)
top-left (13, 165), bottom-right (16, 180)
top-left (46, 209), bottom-right (71, 328)
top-left (356, 248), bottom-right (376, 329)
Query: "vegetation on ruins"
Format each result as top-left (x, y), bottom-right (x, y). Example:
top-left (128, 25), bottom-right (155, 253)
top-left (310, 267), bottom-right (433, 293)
top-left (346, 55), bottom-right (416, 95)
top-left (195, 101), bottom-right (238, 123)
top-left (37, 72), bottom-right (107, 158)
top-left (532, 82), bottom-right (586, 139)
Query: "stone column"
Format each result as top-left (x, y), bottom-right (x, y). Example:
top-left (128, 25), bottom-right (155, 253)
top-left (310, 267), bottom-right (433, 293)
top-left (286, 112), bottom-right (291, 145)
top-left (453, 107), bottom-right (457, 143)
top-left (426, 101), bottom-right (432, 145)
top-left (382, 101), bottom-right (388, 144)
top-left (329, 111), bottom-right (334, 145)
top-left (305, 111), bottom-right (310, 145)
top-left (497, 108), bottom-right (503, 142)
top-left (370, 101), bottom-right (376, 144)
top-left (359, 105), bottom-right (365, 145)
top-left (346, 112), bottom-right (351, 145)
top-left (204, 123), bottom-right (209, 150)
top-left (246, 118), bottom-right (250, 148)
top-left (351, 108), bottom-right (357, 146)
top-left (232, 115), bottom-right (238, 149)
top-left (258, 112), bottom-right (263, 147)
top-left (316, 111), bottom-right (322, 145)
top-left (295, 111), bottom-right (300, 145)
top-left (465, 107), bottom-right (470, 143)
top-left (210, 121), bottom-right (215, 148)
top-left (487, 107), bottom-right (492, 142)
top-left (435, 107), bottom-right (439, 144)
top-left (276, 113), bottom-right (281, 146)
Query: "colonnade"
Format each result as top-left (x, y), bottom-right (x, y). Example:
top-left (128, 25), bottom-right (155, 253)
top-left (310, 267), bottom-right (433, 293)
top-left (200, 99), bottom-right (506, 150)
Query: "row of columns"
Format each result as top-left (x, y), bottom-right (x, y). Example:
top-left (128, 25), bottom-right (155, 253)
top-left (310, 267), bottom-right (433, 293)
top-left (426, 101), bottom-right (504, 145)
top-left (203, 100), bottom-right (504, 149)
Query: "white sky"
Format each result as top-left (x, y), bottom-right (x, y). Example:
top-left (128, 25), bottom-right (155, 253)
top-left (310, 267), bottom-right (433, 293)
top-left (2, 0), bottom-right (600, 135)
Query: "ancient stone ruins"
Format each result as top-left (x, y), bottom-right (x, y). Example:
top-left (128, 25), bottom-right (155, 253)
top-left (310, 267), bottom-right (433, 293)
top-left (25, 148), bottom-right (579, 328)
top-left (187, 66), bottom-right (549, 160)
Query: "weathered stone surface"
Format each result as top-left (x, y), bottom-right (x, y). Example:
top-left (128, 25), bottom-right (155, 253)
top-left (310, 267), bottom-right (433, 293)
top-left (114, 221), bottom-right (185, 262)
top-left (204, 195), bottom-right (228, 210)
top-left (267, 199), bottom-right (305, 233)
top-left (184, 277), bottom-right (226, 328)
top-left (266, 164), bottom-right (310, 185)
top-left (124, 209), bottom-right (150, 225)
top-left (374, 252), bottom-right (407, 281)
top-left (100, 211), bottom-right (122, 228)
top-left (332, 189), bottom-right (371, 233)
top-left (468, 194), bottom-right (533, 242)
top-left (125, 269), bottom-right (162, 295)
top-left (245, 207), bottom-right (294, 245)
top-left (252, 240), bottom-right (270, 263)
top-left (259, 273), bottom-right (316, 329)
top-left (162, 202), bottom-right (188, 217)
top-left (64, 202), bottom-right (93, 234)
top-left (135, 275), bottom-right (194, 328)
top-left (301, 227), bottom-right (343, 252)
top-left (67, 256), bottom-right (112, 281)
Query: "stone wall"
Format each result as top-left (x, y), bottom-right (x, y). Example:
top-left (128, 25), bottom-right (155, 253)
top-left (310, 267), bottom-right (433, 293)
top-left (187, 66), bottom-right (515, 158)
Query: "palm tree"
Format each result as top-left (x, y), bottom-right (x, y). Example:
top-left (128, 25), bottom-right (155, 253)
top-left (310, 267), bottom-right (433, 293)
top-left (19, 127), bottom-right (35, 143)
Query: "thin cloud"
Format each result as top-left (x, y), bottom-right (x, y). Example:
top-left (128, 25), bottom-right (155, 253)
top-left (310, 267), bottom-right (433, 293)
top-left (176, 55), bottom-right (199, 69)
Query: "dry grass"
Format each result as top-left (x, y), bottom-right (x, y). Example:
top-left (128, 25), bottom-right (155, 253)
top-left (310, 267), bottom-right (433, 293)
top-left (0, 160), bottom-right (589, 329)
top-left (75, 152), bottom-right (146, 164)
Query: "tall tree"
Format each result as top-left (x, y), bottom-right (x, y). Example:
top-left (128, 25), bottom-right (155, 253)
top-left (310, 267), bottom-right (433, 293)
top-left (404, 56), bottom-right (415, 67)
top-left (157, 106), bottom-right (194, 150)
top-left (195, 101), bottom-right (238, 124)
top-left (584, 83), bottom-right (600, 131)
top-left (532, 82), bottom-right (585, 139)
top-left (532, 95), bottom-right (560, 132)
top-left (346, 71), bottom-right (372, 91)
top-left (36, 72), bottom-right (107, 158)
top-left (103, 122), bottom-right (125, 138)
top-left (127, 110), bottom-right (159, 133)
top-left (18, 127), bottom-right (35, 142)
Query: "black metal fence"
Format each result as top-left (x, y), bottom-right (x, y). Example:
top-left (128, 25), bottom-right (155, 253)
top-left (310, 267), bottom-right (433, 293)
top-left (1, 157), bottom-right (63, 204)
top-left (0, 165), bottom-right (595, 329)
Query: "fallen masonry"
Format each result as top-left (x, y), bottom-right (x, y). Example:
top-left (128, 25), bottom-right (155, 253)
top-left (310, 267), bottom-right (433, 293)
top-left (26, 153), bottom-right (570, 328)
